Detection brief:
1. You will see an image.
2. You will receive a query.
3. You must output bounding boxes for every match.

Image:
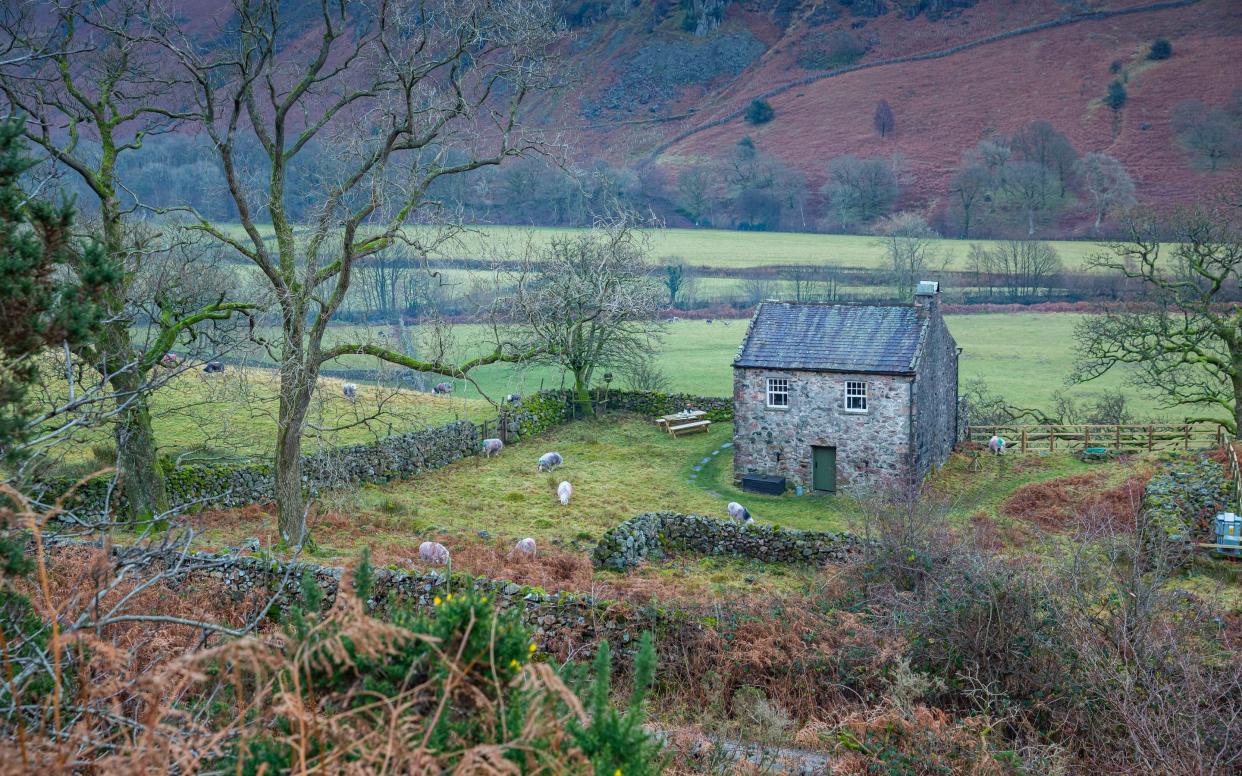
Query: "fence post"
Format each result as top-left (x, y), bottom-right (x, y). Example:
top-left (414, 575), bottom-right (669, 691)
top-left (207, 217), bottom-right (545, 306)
top-left (1115, 425), bottom-right (1121, 450)
top-left (1148, 425), bottom-right (1154, 451)
top-left (1050, 428), bottom-right (1055, 452)
top-left (1021, 429), bottom-right (1027, 453)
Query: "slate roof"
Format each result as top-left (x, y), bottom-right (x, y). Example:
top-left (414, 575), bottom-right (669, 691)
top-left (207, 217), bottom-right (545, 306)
top-left (733, 301), bottom-right (926, 375)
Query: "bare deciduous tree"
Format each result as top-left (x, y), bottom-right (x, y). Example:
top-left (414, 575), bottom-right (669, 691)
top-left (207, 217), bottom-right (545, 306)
top-left (873, 99), bottom-right (894, 138)
top-left (1073, 198), bottom-right (1242, 433)
top-left (966, 240), bottom-right (1063, 299)
top-left (501, 222), bottom-right (664, 416)
top-left (875, 212), bottom-right (946, 299)
top-left (820, 155), bottom-right (899, 229)
top-left (0, 0), bottom-right (256, 519)
top-left (159, 0), bottom-right (563, 546)
top-left (1172, 99), bottom-right (1240, 173)
top-left (1074, 152), bottom-right (1136, 234)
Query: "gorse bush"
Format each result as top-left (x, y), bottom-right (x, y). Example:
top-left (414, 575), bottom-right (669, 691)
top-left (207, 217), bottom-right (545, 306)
top-left (746, 98), bottom-right (774, 125)
top-left (226, 550), bottom-right (664, 774)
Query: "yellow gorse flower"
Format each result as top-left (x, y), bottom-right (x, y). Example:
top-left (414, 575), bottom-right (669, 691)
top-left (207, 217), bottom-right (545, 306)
top-left (446, 593), bottom-right (453, 601)
top-left (433, 596), bottom-right (442, 606)
top-left (509, 658), bottom-right (520, 669)
top-left (528, 642), bottom-right (537, 653)
top-left (480, 595), bottom-right (488, 604)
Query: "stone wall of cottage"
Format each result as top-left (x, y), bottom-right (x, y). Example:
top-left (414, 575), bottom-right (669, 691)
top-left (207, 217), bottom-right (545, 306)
top-left (910, 298), bottom-right (960, 479)
top-left (731, 366), bottom-right (911, 493)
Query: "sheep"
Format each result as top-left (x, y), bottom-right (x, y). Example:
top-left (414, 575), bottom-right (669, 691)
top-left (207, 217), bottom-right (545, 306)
top-left (557, 480), bottom-right (573, 506)
top-left (705, 318), bottom-right (714, 325)
top-left (160, 353), bottom-right (180, 367)
top-left (727, 501), bottom-right (752, 523)
top-left (482, 438), bottom-right (504, 458)
top-left (536, 451), bottom-right (563, 472)
top-left (342, 382), bottom-right (358, 400)
top-left (504, 393), bottom-right (522, 404)
top-left (432, 382), bottom-right (453, 395)
top-left (203, 361), bottom-right (225, 374)
top-left (988, 435), bottom-right (1006, 455)
top-left (511, 537), bottom-right (537, 557)
top-left (418, 541), bottom-right (450, 565)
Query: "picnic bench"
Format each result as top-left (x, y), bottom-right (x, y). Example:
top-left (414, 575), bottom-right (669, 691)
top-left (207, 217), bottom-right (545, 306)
top-left (655, 410), bottom-right (711, 438)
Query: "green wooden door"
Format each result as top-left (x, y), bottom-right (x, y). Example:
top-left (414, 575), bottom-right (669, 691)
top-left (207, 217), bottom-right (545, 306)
top-left (812, 446), bottom-right (836, 492)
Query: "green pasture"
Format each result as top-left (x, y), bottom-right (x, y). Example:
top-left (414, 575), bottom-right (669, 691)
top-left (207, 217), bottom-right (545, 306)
top-left (212, 222), bottom-right (1108, 271)
top-left (30, 312), bottom-right (1207, 472)
top-left (40, 367), bottom-right (492, 468)
top-left (192, 415), bottom-right (1108, 567)
top-left (302, 314), bottom-right (1185, 421)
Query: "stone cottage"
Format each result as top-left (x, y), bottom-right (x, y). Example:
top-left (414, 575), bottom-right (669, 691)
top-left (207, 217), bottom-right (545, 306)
top-left (732, 282), bottom-right (959, 494)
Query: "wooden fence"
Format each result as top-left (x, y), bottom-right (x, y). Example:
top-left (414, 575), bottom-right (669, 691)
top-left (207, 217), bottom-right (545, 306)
top-left (963, 423), bottom-right (1228, 453)
top-left (1227, 442), bottom-right (1242, 515)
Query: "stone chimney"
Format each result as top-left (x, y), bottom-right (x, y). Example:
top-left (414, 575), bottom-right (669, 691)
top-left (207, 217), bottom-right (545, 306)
top-left (914, 280), bottom-right (940, 320)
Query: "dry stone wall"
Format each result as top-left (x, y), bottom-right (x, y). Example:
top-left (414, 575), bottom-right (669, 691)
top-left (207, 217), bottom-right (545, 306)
top-left (592, 511), bottom-right (865, 571)
top-left (42, 536), bottom-right (665, 661)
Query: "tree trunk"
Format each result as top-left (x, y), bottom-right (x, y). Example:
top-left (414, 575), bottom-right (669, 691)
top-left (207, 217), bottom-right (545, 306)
top-left (1233, 374), bottom-right (1242, 440)
top-left (275, 356), bottom-right (315, 547)
top-left (573, 370), bottom-right (593, 418)
top-left (111, 367), bottom-right (167, 520)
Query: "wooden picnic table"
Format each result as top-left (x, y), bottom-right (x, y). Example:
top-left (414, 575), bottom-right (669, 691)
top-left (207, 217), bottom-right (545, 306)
top-left (655, 410), bottom-right (706, 429)
top-left (656, 410), bottom-right (711, 437)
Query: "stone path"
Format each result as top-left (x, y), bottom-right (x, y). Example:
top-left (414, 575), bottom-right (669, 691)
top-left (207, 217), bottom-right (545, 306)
top-left (689, 440), bottom-right (731, 499)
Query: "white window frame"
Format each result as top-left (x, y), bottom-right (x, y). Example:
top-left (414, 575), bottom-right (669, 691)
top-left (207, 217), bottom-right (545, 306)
top-left (766, 377), bottom-right (790, 408)
top-left (844, 381), bottom-right (868, 413)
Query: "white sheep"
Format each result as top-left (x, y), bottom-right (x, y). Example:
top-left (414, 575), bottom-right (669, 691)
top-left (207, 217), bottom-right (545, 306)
top-left (482, 438), bottom-right (504, 458)
top-left (418, 541), bottom-right (450, 565)
top-left (988, 435), bottom-right (1006, 455)
top-left (727, 501), bottom-right (752, 523)
top-left (537, 451), bottom-right (563, 472)
top-left (511, 537), bottom-right (537, 557)
top-left (557, 480), bottom-right (573, 506)
top-left (342, 382), bottom-right (358, 400)
top-left (505, 393), bottom-right (522, 404)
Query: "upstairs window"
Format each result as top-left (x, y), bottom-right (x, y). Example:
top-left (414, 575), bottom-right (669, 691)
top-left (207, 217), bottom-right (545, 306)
top-left (845, 381), bottom-right (868, 412)
top-left (766, 377), bottom-right (790, 408)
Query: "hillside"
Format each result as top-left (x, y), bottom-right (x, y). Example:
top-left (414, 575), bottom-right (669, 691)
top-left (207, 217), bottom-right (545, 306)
top-left (552, 0), bottom-right (1241, 234)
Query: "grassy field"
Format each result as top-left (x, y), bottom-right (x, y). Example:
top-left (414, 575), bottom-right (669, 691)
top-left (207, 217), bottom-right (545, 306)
top-left (302, 314), bottom-right (1187, 421)
top-left (189, 415), bottom-right (1116, 600)
top-left (41, 367), bottom-right (492, 468)
top-left (215, 222), bottom-right (1109, 271)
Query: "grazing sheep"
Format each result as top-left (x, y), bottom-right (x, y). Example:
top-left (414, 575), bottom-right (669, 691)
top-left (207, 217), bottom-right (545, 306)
top-left (705, 318), bottom-right (714, 325)
top-left (727, 501), bottom-right (752, 523)
top-left (418, 541), bottom-right (450, 565)
top-left (988, 435), bottom-right (1006, 455)
top-left (482, 438), bottom-right (504, 458)
top-left (511, 537), bottom-right (537, 557)
top-left (504, 393), bottom-right (522, 404)
top-left (432, 382), bottom-right (453, 395)
top-left (557, 480), bottom-right (573, 506)
top-left (342, 382), bottom-right (358, 400)
top-left (204, 361), bottom-right (225, 374)
top-left (160, 353), bottom-right (180, 367)
top-left (537, 451), bottom-right (563, 472)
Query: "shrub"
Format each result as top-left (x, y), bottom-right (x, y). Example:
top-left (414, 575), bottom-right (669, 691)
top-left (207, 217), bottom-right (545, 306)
top-left (225, 555), bottom-right (666, 774)
top-left (1105, 80), bottom-right (1127, 111)
top-left (745, 98), bottom-right (774, 125)
top-left (1148, 38), bottom-right (1173, 60)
